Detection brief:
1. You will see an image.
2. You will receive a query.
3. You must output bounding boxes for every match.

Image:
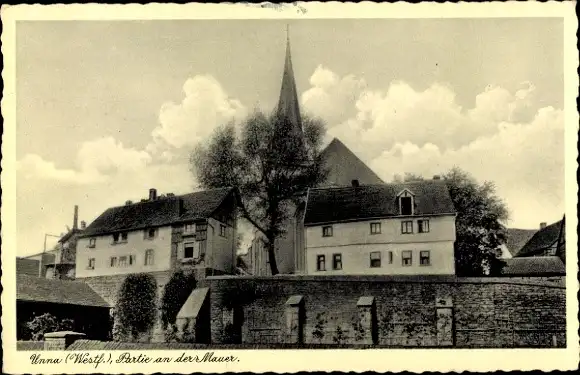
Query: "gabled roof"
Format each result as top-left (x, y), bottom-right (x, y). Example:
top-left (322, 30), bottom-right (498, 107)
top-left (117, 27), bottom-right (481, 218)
top-left (79, 187), bottom-right (234, 238)
top-left (17, 275), bottom-right (110, 307)
top-left (517, 219), bottom-right (564, 257)
top-left (505, 228), bottom-right (538, 256)
top-left (320, 138), bottom-right (384, 187)
top-left (304, 180), bottom-right (456, 225)
top-left (500, 256), bottom-right (565, 276)
top-left (58, 228), bottom-right (83, 244)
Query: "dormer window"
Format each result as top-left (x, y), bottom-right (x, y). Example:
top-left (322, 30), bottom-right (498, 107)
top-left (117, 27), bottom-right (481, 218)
top-left (397, 189), bottom-right (415, 216)
top-left (183, 223), bottom-right (195, 234)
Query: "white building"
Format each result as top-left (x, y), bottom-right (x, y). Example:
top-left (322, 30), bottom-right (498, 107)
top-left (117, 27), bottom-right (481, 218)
top-left (75, 187), bottom-right (238, 278)
top-left (302, 179), bottom-right (457, 275)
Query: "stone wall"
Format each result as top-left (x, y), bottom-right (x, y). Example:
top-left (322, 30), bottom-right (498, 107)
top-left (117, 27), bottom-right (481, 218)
top-left (207, 275), bottom-right (566, 348)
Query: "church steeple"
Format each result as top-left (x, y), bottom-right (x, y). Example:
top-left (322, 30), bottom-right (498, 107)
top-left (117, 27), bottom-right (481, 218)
top-left (277, 25), bottom-right (303, 137)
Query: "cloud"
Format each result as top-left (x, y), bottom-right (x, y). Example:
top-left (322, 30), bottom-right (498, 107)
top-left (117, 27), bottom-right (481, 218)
top-left (301, 65), bottom-right (367, 127)
top-left (303, 67), bottom-right (546, 164)
top-left (369, 106), bottom-right (564, 228)
top-left (17, 154), bottom-right (105, 185)
top-left (150, 75), bottom-right (247, 151)
top-left (77, 137), bottom-right (152, 174)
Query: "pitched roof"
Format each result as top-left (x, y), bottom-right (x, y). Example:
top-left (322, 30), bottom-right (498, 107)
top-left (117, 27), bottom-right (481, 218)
top-left (304, 180), bottom-right (456, 225)
top-left (500, 256), bottom-right (565, 276)
top-left (79, 187), bottom-right (233, 237)
top-left (517, 219), bottom-right (564, 257)
top-left (16, 258), bottom-right (40, 277)
top-left (17, 275), bottom-right (110, 307)
top-left (505, 228), bottom-right (538, 256)
top-left (320, 138), bottom-right (384, 187)
top-left (58, 228), bottom-right (83, 244)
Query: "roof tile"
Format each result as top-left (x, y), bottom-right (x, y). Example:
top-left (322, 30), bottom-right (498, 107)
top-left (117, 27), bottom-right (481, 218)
top-left (17, 275), bottom-right (110, 307)
top-left (304, 180), bottom-right (455, 225)
top-left (80, 188), bottom-right (233, 237)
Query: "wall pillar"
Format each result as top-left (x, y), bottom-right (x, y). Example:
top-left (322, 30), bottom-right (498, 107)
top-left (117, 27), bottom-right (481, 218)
top-left (436, 293), bottom-right (454, 346)
top-left (44, 331), bottom-right (86, 350)
top-left (285, 295), bottom-right (304, 344)
top-left (356, 296), bottom-right (377, 345)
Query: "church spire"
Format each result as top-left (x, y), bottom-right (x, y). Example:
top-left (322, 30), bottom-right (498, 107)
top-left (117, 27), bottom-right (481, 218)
top-left (277, 25), bottom-right (303, 137)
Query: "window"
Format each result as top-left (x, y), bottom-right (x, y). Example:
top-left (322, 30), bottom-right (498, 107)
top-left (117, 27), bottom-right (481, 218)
top-left (316, 255), bottom-right (326, 271)
top-left (322, 226), bottom-right (333, 237)
top-left (370, 222), bottom-right (381, 235)
top-left (112, 232), bottom-right (128, 244)
top-left (420, 251), bottom-right (431, 266)
top-left (119, 256), bottom-right (128, 267)
top-left (401, 221), bottom-right (413, 234)
top-left (400, 196), bottom-right (413, 215)
top-left (146, 228), bottom-right (157, 240)
top-left (88, 238), bottom-right (96, 248)
top-left (418, 220), bottom-right (430, 233)
top-left (388, 251), bottom-right (393, 264)
top-left (219, 224), bottom-right (227, 237)
top-left (184, 242), bottom-right (195, 259)
top-left (332, 253), bottom-right (342, 270)
top-left (402, 251), bottom-right (412, 266)
top-left (145, 249), bottom-right (154, 266)
top-left (110, 257), bottom-right (118, 267)
top-left (370, 251), bottom-right (381, 268)
top-left (87, 258), bottom-right (95, 270)
top-left (184, 242), bottom-right (200, 259)
top-left (184, 223), bottom-right (195, 233)
top-left (129, 255), bottom-right (136, 266)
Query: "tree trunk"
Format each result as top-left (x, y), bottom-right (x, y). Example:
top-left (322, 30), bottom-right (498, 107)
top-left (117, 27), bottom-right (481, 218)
top-left (266, 237), bottom-right (279, 275)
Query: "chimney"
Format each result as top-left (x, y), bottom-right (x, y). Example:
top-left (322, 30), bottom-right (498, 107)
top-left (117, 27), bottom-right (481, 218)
top-left (433, 175), bottom-right (441, 180)
top-left (351, 179), bottom-right (360, 188)
top-left (149, 188), bottom-right (157, 201)
top-left (540, 222), bottom-right (547, 230)
top-left (80, 221), bottom-right (86, 230)
top-left (72, 205), bottom-right (79, 230)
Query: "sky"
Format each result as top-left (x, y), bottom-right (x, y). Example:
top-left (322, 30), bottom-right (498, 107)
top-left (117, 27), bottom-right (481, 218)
top-left (16, 18), bottom-right (565, 256)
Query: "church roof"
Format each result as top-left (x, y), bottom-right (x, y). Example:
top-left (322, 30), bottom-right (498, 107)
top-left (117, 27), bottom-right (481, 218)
top-left (276, 32), bottom-right (303, 141)
top-left (320, 138), bottom-right (384, 187)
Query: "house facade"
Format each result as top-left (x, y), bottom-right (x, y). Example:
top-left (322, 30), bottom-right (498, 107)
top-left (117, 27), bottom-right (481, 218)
top-left (75, 187), bottom-right (238, 279)
top-left (302, 180), bottom-right (457, 275)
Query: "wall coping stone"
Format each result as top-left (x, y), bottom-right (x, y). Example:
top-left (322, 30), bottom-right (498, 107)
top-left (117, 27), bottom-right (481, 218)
top-left (206, 274), bottom-right (565, 289)
top-left (177, 287), bottom-right (209, 319)
top-left (357, 296), bottom-right (375, 307)
top-left (285, 295), bottom-right (304, 306)
top-left (44, 331), bottom-right (86, 339)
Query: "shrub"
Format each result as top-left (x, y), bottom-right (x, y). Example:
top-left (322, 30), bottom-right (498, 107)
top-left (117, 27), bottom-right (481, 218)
top-left (160, 270), bottom-right (197, 329)
top-left (26, 313), bottom-right (74, 340)
top-left (115, 273), bottom-right (158, 341)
